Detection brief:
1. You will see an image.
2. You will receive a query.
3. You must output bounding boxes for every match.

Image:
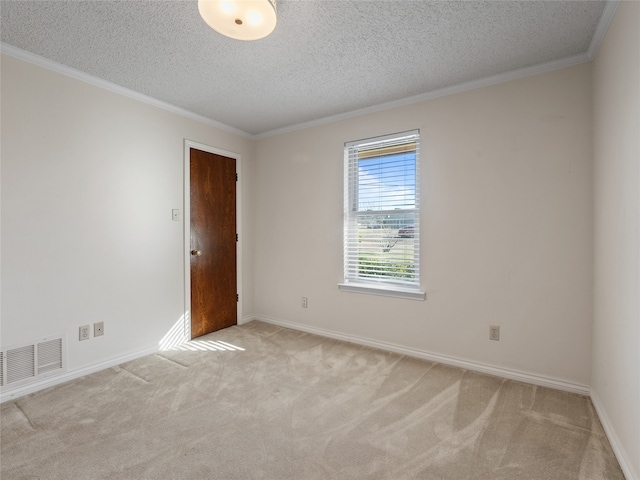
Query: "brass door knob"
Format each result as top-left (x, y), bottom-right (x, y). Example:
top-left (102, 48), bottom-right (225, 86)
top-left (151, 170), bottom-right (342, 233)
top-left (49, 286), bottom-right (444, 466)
top-left (191, 249), bottom-right (202, 256)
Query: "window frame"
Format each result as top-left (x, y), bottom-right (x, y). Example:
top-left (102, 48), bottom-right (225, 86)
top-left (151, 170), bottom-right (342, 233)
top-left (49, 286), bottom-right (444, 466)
top-left (339, 130), bottom-right (426, 301)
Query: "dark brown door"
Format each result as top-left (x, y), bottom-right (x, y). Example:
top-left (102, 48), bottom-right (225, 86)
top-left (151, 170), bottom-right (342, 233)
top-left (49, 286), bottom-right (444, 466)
top-left (190, 148), bottom-right (237, 338)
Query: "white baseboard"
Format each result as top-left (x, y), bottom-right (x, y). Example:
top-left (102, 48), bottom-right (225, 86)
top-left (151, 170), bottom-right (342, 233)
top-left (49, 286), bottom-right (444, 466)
top-left (590, 388), bottom-right (638, 480)
top-left (250, 315), bottom-right (591, 396)
top-left (3, 317), bottom-right (632, 479)
top-left (0, 344), bottom-right (159, 403)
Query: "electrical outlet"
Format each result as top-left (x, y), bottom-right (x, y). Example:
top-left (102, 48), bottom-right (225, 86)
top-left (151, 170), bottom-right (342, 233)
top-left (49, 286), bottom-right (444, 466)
top-left (94, 322), bottom-right (104, 337)
top-left (79, 325), bottom-right (90, 341)
top-left (489, 325), bottom-right (500, 341)
top-left (302, 297), bottom-right (308, 308)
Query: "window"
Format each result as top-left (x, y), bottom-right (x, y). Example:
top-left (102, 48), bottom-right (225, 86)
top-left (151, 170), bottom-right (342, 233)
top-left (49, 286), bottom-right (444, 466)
top-left (340, 130), bottom-right (425, 300)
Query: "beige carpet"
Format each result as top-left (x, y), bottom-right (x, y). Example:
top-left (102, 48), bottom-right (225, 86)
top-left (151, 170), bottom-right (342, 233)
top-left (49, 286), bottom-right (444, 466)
top-left (1, 321), bottom-right (625, 479)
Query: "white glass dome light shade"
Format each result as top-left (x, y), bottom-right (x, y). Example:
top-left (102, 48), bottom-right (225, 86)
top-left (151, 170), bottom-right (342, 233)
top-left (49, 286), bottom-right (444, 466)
top-left (198, 0), bottom-right (277, 41)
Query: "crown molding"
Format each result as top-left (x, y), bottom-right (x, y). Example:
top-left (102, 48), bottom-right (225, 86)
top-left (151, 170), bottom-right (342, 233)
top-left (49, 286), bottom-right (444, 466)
top-left (2, 0), bottom-right (619, 142)
top-left (254, 52), bottom-right (591, 139)
top-left (255, 0), bottom-right (620, 140)
top-left (587, 0), bottom-right (620, 60)
top-left (0, 43), bottom-right (253, 140)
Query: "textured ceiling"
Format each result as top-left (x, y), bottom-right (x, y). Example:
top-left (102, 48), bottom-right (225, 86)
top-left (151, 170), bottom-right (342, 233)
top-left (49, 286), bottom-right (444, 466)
top-left (1, 1), bottom-right (608, 136)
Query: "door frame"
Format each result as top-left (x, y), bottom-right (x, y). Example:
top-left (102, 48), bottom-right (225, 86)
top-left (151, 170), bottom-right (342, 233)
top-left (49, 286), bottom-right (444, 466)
top-left (183, 139), bottom-right (243, 339)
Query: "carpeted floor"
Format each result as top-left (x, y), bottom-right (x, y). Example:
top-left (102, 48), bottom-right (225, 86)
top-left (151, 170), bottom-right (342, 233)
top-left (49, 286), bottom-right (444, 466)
top-left (0, 321), bottom-right (625, 479)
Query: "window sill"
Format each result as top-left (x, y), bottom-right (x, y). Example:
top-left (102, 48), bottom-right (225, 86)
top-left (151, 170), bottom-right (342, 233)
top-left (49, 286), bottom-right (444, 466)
top-left (338, 283), bottom-right (426, 301)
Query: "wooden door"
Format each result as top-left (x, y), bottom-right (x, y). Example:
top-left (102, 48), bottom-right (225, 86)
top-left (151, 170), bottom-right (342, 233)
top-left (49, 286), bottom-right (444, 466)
top-left (190, 148), bottom-right (237, 338)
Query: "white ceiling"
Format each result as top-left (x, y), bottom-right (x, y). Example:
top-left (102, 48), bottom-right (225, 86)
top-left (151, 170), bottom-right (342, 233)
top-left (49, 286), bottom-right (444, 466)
top-left (1, 1), bottom-right (611, 137)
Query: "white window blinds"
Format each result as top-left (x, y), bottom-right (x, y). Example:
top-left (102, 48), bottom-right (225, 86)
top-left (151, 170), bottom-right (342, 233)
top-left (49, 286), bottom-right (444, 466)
top-left (343, 130), bottom-right (421, 292)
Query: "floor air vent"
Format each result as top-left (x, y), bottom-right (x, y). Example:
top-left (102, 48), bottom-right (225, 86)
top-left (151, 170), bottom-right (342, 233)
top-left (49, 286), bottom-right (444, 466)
top-left (1, 336), bottom-right (66, 390)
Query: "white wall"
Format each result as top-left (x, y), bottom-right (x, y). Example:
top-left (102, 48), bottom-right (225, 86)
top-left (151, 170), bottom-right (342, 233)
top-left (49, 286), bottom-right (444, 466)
top-left (2, 9), bottom-right (636, 472)
top-left (2, 50), bottom-right (598, 399)
top-left (254, 63), bottom-right (594, 388)
top-left (592, 1), bottom-right (640, 478)
top-left (0, 54), bottom-right (254, 373)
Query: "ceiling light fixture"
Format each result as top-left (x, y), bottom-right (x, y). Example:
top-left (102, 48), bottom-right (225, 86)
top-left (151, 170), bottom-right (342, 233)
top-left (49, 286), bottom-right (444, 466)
top-left (198, 0), bottom-right (277, 41)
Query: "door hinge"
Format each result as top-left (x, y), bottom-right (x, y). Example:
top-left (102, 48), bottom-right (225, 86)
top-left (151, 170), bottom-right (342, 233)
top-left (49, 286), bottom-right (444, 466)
top-left (236, 294), bottom-right (239, 302)
top-left (236, 234), bottom-right (238, 242)
top-left (235, 173), bottom-right (238, 181)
